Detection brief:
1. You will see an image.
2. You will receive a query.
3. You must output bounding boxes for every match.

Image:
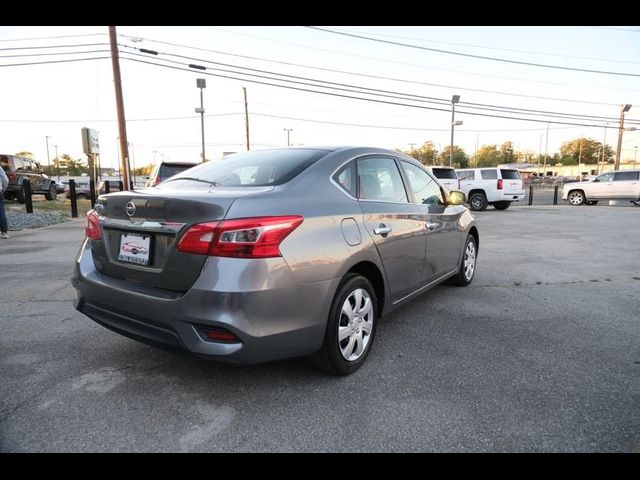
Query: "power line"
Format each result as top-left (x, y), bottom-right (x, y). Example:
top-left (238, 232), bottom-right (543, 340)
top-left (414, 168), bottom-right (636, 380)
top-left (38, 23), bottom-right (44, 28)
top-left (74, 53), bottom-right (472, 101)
top-left (0, 56), bottom-right (110, 68)
top-left (325, 26), bottom-right (640, 66)
top-left (123, 47), bottom-right (635, 125)
top-left (0, 33), bottom-right (106, 43)
top-left (117, 35), bottom-right (620, 107)
top-left (119, 55), bottom-right (632, 129)
top-left (0, 42), bottom-right (109, 51)
top-left (306, 26), bottom-right (640, 78)
top-left (199, 28), bottom-right (640, 93)
top-left (0, 49), bottom-right (110, 59)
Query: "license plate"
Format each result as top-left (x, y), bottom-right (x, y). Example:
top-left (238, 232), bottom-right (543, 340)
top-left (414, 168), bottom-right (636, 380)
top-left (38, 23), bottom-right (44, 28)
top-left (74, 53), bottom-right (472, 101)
top-left (118, 233), bottom-right (151, 265)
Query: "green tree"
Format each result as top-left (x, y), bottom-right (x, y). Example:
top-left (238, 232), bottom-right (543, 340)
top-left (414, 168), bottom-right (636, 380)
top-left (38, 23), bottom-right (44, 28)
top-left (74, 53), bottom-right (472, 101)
top-left (441, 146), bottom-right (468, 168)
top-left (475, 144), bottom-right (501, 167)
top-left (559, 137), bottom-right (604, 164)
top-left (404, 141), bottom-right (440, 165)
top-left (54, 154), bottom-right (89, 176)
top-left (16, 151), bottom-right (34, 158)
top-left (498, 142), bottom-right (516, 163)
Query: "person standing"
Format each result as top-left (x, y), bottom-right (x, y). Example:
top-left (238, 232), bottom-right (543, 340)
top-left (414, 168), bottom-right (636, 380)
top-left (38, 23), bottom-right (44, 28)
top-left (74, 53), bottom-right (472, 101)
top-left (0, 166), bottom-right (9, 239)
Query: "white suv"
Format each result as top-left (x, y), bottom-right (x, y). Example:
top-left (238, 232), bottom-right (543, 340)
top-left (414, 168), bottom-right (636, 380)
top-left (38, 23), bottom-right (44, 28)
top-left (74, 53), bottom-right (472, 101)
top-left (456, 167), bottom-right (525, 211)
top-left (426, 166), bottom-right (460, 192)
top-left (562, 169), bottom-right (640, 206)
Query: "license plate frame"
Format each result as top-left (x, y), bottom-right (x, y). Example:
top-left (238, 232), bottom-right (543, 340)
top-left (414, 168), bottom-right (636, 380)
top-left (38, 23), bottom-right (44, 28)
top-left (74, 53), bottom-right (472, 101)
top-left (118, 233), bottom-right (151, 266)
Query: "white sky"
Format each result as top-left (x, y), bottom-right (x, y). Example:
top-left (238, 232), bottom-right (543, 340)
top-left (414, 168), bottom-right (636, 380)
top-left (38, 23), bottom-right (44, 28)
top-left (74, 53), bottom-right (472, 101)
top-left (1, 25), bottom-right (639, 170)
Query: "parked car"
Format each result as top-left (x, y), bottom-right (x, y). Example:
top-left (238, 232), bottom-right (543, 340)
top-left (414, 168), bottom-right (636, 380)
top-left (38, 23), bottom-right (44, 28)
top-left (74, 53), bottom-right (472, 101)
top-left (97, 179), bottom-right (124, 194)
top-left (72, 146), bottom-right (478, 375)
top-left (426, 166), bottom-right (460, 192)
top-left (144, 161), bottom-right (198, 187)
top-left (0, 154), bottom-right (58, 202)
top-left (456, 167), bottom-right (525, 211)
top-left (562, 169), bottom-right (640, 205)
top-left (64, 182), bottom-right (91, 200)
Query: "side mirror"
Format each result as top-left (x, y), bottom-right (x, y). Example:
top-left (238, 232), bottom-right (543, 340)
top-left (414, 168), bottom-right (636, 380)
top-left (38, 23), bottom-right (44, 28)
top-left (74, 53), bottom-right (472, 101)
top-left (446, 190), bottom-right (466, 206)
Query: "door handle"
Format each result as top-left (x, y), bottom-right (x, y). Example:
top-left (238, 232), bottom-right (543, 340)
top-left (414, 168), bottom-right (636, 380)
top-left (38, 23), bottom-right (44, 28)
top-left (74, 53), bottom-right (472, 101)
top-left (373, 224), bottom-right (392, 236)
top-left (426, 222), bottom-right (438, 231)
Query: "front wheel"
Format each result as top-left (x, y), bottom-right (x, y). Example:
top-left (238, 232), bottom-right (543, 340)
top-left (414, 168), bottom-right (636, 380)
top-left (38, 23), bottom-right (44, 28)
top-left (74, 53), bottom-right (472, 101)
top-left (310, 274), bottom-right (377, 376)
top-left (44, 184), bottom-right (57, 201)
top-left (468, 192), bottom-right (488, 211)
top-left (16, 186), bottom-right (26, 204)
top-left (449, 235), bottom-right (477, 287)
top-left (568, 190), bottom-right (585, 205)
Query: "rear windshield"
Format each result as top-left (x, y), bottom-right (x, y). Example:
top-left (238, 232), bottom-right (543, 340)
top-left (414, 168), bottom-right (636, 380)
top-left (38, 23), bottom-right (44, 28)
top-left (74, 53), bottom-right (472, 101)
top-left (161, 149), bottom-right (328, 187)
top-left (159, 164), bottom-right (197, 180)
top-left (431, 168), bottom-right (458, 179)
top-left (500, 169), bottom-right (521, 180)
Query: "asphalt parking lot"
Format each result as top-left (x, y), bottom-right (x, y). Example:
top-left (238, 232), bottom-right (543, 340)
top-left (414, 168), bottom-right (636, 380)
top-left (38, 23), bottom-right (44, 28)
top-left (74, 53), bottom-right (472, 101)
top-left (1, 204), bottom-right (639, 452)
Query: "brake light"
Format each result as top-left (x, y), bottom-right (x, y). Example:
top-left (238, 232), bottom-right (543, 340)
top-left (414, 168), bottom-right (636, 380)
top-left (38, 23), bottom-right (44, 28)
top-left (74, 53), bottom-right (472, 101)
top-left (497, 179), bottom-right (503, 190)
top-left (85, 209), bottom-right (101, 240)
top-left (177, 216), bottom-right (303, 258)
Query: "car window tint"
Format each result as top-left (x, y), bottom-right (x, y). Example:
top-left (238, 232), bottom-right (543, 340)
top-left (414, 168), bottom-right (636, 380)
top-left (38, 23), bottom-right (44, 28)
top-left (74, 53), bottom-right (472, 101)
top-left (500, 169), bottom-right (521, 180)
top-left (597, 172), bottom-right (614, 182)
top-left (481, 169), bottom-right (498, 180)
top-left (614, 171), bottom-right (639, 181)
top-left (431, 167), bottom-right (457, 179)
top-left (357, 156), bottom-right (407, 203)
top-left (402, 161), bottom-right (444, 206)
top-left (161, 149), bottom-right (328, 188)
top-left (333, 161), bottom-right (356, 197)
top-left (457, 170), bottom-right (475, 181)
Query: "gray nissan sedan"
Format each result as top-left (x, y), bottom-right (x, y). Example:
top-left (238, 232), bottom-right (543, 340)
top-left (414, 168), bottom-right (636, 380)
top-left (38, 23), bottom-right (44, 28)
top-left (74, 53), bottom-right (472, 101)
top-left (71, 146), bottom-right (478, 375)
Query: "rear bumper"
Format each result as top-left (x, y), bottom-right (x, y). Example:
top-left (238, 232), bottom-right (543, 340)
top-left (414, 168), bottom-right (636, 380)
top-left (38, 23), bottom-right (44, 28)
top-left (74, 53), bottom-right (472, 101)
top-left (71, 240), bottom-right (335, 364)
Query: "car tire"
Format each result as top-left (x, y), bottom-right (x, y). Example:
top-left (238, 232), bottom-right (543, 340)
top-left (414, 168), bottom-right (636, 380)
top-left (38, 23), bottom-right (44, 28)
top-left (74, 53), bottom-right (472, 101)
top-left (309, 274), bottom-right (377, 376)
top-left (493, 201), bottom-right (511, 210)
top-left (44, 184), bottom-right (57, 201)
top-left (16, 185), bottom-right (26, 204)
top-left (449, 234), bottom-right (477, 287)
top-left (568, 190), bottom-right (585, 206)
top-left (468, 192), bottom-right (488, 211)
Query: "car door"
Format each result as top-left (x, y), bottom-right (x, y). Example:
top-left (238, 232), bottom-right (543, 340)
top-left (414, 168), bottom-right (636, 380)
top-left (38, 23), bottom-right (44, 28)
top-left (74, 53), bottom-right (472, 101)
top-left (612, 171), bottom-right (640, 198)
top-left (587, 172), bottom-right (614, 199)
top-left (401, 161), bottom-right (464, 282)
top-left (356, 156), bottom-right (426, 302)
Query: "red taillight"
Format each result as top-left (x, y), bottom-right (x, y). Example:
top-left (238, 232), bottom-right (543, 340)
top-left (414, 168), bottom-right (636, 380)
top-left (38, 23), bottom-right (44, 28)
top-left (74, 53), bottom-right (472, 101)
top-left (85, 209), bottom-right (101, 240)
top-left (7, 172), bottom-right (17, 182)
top-left (497, 179), bottom-right (503, 190)
top-left (176, 216), bottom-right (303, 258)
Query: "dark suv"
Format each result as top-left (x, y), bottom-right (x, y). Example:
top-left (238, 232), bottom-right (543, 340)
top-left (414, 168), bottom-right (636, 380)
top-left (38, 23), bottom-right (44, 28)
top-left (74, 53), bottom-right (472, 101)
top-left (0, 154), bottom-right (58, 203)
top-left (144, 161), bottom-right (198, 187)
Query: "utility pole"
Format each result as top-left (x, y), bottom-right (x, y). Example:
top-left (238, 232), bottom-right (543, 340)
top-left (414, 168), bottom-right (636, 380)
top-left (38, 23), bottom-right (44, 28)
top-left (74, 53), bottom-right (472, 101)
top-left (108, 26), bottom-right (131, 190)
top-left (54, 144), bottom-right (60, 180)
top-left (284, 128), bottom-right (293, 146)
top-left (196, 78), bottom-right (206, 162)
top-left (45, 136), bottom-right (51, 177)
top-left (243, 87), bottom-right (250, 151)
top-left (543, 122), bottom-right (549, 178)
top-left (615, 104), bottom-right (632, 170)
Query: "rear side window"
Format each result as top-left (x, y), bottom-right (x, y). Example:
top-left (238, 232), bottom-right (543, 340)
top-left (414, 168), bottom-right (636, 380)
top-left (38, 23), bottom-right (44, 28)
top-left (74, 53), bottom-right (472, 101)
top-left (431, 168), bottom-right (458, 179)
top-left (161, 148), bottom-right (329, 187)
top-left (481, 169), bottom-right (498, 180)
top-left (357, 156), bottom-right (408, 203)
top-left (500, 169), bottom-right (521, 180)
top-left (333, 161), bottom-right (357, 197)
top-left (457, 170), bottom-right (475, 181)
top-left (159, 164), bottom-right (196, 180)
top-left (614, 171), bottom-right (639, 181)
top-left (0, 155), bottom-right (10, 172)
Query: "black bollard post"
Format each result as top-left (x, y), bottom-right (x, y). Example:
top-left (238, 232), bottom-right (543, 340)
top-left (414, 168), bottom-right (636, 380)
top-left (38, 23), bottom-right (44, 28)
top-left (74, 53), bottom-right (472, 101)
top-left (24, 179), bottom-right (33, 213)
top-left (69, 179), bottom-right (78, 218)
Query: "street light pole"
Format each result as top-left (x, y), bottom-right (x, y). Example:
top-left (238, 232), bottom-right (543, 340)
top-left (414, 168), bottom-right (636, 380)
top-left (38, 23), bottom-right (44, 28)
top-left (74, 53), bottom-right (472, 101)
top-left (284, 128), bottom-right (293, 146)
top-left (450, 95), bottom-right (462, 167)
top-left (195, 78), bottom-right (206, 163)
top-left (615, 104), bottom-right (632, 170)
top-left (45, 136), bottom-right (51, 177)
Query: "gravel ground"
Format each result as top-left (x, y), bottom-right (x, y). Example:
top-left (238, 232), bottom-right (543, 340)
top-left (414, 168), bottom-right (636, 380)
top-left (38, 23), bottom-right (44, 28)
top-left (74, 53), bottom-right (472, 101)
top-left (5, 210), bottom-right (71, 231)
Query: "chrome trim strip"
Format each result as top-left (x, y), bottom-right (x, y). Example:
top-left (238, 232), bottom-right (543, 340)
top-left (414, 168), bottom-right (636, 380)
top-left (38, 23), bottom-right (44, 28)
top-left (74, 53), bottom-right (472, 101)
top-left (100, 218), bottom-right (186, 233)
